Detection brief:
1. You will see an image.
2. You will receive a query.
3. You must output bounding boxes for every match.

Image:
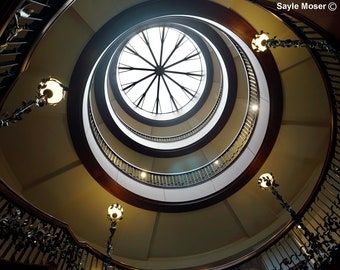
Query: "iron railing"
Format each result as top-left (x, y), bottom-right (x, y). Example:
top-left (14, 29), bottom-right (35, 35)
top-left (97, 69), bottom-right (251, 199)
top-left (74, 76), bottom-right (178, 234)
top-left (0, 0), bottom-right (74, 107)
top-left (0, 0), bottom-right (338, 269)
top-left (89, 38), bottom-right (259, 188)
top-left (0, 179), bottom-right (128, 270)
top-left (227, 1), bottom-right (340, 269)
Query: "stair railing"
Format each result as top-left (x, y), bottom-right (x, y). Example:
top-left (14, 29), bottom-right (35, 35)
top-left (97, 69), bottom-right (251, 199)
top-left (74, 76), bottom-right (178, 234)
top-left (0, 0), bottom-right (74, 108)
top-left (225, 1), bottom-right (340, 269)
top-left (0, 1), bottom-right (338, 269)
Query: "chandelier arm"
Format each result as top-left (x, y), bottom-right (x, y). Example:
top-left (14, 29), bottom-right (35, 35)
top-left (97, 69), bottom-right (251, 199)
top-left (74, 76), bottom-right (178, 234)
top-left (266, 37), bottom-right (339, 61)
top-left (0, 92), bottom-right (52, 127)
top-left (103, 221), bottom-right (117, 269)
top-left (0, 77), bottom-right (67, 128)
top-left (252, 32), bottom-right (340, 61)
top-left (0, 98), bottom-right (37, 127)
top-left (270, 186), bottom-right (297, 218)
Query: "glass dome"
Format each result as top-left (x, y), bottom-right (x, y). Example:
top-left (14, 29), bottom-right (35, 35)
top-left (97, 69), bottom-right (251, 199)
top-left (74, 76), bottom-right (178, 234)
top-left (115, 26), bottom-right (208, 122)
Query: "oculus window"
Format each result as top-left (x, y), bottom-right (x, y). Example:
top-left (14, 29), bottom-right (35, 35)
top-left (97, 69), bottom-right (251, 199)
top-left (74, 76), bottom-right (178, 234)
top-left (115, 26), bottom-right (208, 122)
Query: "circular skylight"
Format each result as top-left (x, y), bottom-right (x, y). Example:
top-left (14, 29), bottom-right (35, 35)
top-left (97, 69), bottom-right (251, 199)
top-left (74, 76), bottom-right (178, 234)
top-left (115, 26), bottom-right (208, 121)
top-left (67, 2), bottom-right (283, 211)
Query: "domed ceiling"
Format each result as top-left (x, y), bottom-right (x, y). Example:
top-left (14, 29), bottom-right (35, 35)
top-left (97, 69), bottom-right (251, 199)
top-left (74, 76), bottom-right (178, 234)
top-left (0, 0), bottom-right (333, 269)
top-left (67, 0), bottom-right (284, 211)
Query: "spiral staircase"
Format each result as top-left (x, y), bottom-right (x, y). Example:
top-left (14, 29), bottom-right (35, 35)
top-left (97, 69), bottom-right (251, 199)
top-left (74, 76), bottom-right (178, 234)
top-left (0, 0), bottom-right (339, 269)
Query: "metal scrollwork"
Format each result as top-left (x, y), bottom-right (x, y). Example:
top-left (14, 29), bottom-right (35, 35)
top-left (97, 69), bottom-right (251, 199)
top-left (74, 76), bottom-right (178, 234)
top-left (0, 206), bottom-right (83, 269)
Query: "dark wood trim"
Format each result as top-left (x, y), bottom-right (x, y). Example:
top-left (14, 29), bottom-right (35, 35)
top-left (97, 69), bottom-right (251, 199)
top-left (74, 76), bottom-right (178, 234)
top-left (250, 0), bottom-right (340, 48)
top-left (0, 0), bottom-right (25, 109)
top-left (94, 17), bottom-right (237, 157)
top-left (0, 178), bottom-right (69, 228)
top-left (0, 0), bottom-right (24, 37)
top-left (20, 0), bottom-right (76, 72)
top-left (254, 0), bottom-right (337, 232)
top-left (0, 0), bottom-right (76, 110)
top-left (0, 178), bottom-right (132, 270)
top-left (67, 0), bottom-right (283, 212)
top-left (198, 1), bottom-right (338, 267)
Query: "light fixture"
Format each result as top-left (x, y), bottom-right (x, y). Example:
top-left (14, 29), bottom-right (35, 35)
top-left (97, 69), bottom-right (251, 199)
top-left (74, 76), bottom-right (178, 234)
top-left (107, 203), bottom-right (123, 221)
top-left (251, 31), bottom-right (339, 60)
top-left (258, 173), bottom-right (337, 268)
top-left (104, 203), bottom-right (123, 269)
top-left (38, 77), bottom-right (66, 105)
top-left (257, 172), bottom-right (277, 189)
top-left (0, 77), bottom-right (67, 127)
top-left (251, 32), bottom-right (269, 52)
top-left (250, 104), bottom-right (259, 112)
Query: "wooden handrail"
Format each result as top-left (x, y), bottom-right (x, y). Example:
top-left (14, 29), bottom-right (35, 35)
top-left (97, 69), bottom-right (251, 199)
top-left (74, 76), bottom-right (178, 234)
top-left (0, 0), bottom-right (24, 38)
top-left (0, 178), bottom-right (132, 269)
top-left (0, 0), bottom-right (75, 109)
top-left (0, 1), bottom-right (338, 269)
top-left (249, 0), bottom-right (340, 47)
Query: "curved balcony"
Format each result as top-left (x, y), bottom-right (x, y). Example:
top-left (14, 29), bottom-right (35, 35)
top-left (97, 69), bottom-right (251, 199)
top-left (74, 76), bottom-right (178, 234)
top-left (0, 0), bottom-right (338, 269)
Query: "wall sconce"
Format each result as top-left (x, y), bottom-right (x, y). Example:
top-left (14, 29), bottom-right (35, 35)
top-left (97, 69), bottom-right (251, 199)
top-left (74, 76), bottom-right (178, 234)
top-left (251, 31), bottom-right (339, 61)
top-left (258, 173), bottom-right (337, 268)
top-left (104, 203), bottom-right (123, 269)
top-left (0, 77), bottom-right (67, 127)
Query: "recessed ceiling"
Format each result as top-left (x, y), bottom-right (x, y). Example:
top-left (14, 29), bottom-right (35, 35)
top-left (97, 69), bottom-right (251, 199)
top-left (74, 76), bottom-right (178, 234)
top-left (0, 0), bottom-right (333, 269)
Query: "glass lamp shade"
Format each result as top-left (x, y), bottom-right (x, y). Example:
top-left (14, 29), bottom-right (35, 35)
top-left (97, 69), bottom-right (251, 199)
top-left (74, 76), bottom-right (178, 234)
top-left (251, 32), bottom-right (269, 52)
top-left (38, 77), bottom-right (66, 105)
top-left (107, 203), bottom-right (123, 221)
top-left (258, 173), bottom-right (274, 189)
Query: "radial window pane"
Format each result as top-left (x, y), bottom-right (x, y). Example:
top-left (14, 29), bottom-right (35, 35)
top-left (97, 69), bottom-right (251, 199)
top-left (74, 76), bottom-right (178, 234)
top-left (116, 26), bottom-right (208, 121)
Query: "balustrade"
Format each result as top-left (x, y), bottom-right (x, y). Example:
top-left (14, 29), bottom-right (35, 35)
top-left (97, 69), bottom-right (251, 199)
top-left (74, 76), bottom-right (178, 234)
top-left (0, 0), bottom-right (339, 269)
